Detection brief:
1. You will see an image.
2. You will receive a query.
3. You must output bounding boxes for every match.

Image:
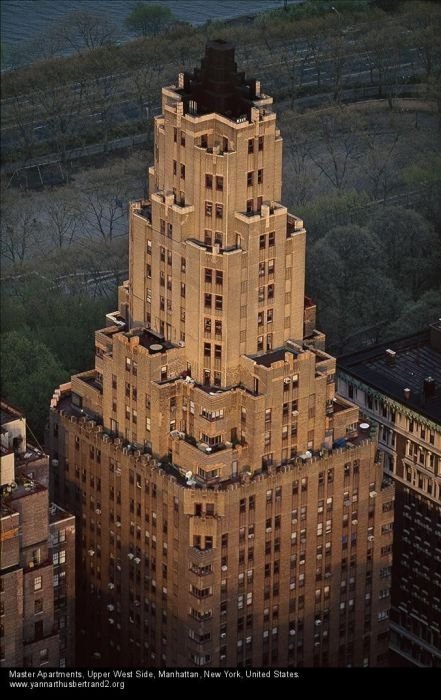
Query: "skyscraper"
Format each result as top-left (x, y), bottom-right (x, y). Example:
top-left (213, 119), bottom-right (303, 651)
top-left (49, 41), bottom-right (394, 668)
top-left (1, 400), bottom-right (75, 668)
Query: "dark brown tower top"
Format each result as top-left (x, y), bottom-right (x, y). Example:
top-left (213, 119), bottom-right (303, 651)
top-left (179, 40), bottom-right (260, 121)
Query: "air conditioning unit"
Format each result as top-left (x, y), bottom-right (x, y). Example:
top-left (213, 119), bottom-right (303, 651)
top-left (369, 491), bottom-right (377, 498)
top-left (368, 535), bottom-right (375, 542)
top-left (178, 340), bottom-right (185, 348)
top-left (134, 557), bottom-right (141, 565)
top-left (108, 618), bottom-right (115, 624)
top-left (284, 377), bottom-right (291, 385)
top-left (88, 549), bottom-right (95, 556)
top-left (292, 410), bottom-right (299, 417)
top-left (108, 583), bottom-right (115, 590)
top-left (220, 633), bottom-right (227, 638)
top-left (352, 519), bottom-right (358, 525)
top-left (107, 604), bottom-right (115, 611)
top-left (116, 521), bottom-right (121, 528)
top-left (221, 565), bottom-right (228, 571)
top-left (95, 508), bottom-right (101, 515)
top-left (127, 553), bottom-right (134, 559)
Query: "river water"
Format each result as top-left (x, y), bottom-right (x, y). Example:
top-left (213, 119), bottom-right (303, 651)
top-left (1, 0), bottom-right (299, 45)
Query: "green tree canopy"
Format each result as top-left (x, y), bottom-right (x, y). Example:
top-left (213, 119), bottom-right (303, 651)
top-left (308, 225), bottom-right (406, 352)
top-left (367, 206), bottom-right (440, 298)
top-left (125, 3), bottom-right (173, 37)
top-left (0, 331), bottom-right (66, 441)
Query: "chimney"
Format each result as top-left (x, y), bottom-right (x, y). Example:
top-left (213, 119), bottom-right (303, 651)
top-left (403, 388), bottom-right (411, 400)
top-left (424, 376), bottom-right (435, 398)
top-left (386, 349), bottom-right (396, 366)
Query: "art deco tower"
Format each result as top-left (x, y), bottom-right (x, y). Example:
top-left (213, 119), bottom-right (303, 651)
top-left (49, 41), bottom-right (394, 667)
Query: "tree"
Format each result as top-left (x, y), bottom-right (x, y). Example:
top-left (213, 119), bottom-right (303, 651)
top-left (125, 3), bottom-right (173, 38)
top-left (45, 196), bottom-right (80, 249)
top-left (307, 110), bottom-right (362, 191)
top-left (387, 289), bottom-right (441, 339)
top-left (60, 11), bottom-right (119, 53)
top-left (307, 225), bottom-right (405, 352)
top-left (0, 206), bottom-right (40, 265)
top-left (0, 331), bottom-right (66, 441)
top-left (368, 206), bottom-right (440, 298)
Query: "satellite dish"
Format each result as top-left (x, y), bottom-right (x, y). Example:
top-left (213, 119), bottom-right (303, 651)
top-left (185, 470), bottom-right (193, 480)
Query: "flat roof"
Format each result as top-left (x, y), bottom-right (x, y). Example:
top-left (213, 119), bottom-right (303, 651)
top-left (338, 325), bottom-right (441, 422)
top-left (1, 401), bottom-right (24, 426)
top-left (250, 347), bottom-right (297, 368)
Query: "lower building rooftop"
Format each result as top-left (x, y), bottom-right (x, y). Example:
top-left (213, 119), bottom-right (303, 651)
top-left (338, 323), bottom-right (441, 422)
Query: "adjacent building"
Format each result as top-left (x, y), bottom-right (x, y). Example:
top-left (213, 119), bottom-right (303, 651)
top-left (337, 322), bottom-right (441, 667)
top-left (0, 401), bottom-right (75, 667)
top-left (49, 41), bottom-right (394, 668)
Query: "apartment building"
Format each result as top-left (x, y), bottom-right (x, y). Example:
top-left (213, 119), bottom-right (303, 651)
top-left (49, 41), bottom-right (394, 667)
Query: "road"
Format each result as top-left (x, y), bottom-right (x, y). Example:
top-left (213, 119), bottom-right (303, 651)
top-left (0, 25), bottom-right (431, 167)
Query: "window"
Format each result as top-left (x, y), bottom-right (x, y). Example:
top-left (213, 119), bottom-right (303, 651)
top-left (268, 231), bottom-right (275, 247)
top-left (204, 293), bottom-right (212, 309)
top-left (34, 576), bottom-right (42, 591)
top-left (53, 550), bottom-right (66, 565)
top-left (216, 270), bottom-right (223, 286)
top-left (215, 296), bottom-right (223, 311)
top-left (180, 164), bottom-right (185, 180)
top-left (181, 132), bottom-right (186, 146)
top-left (257, 169), bottom-right (263, 184)
top-left (205, 201), bottom-right (212, 216)
top-left (259, 234), bottom-right (266, 250)
top-left (267, 284), bottom-right (274, 300)
top-left (204, 229), bottom-right (212, 245)
top-left (258, 136), bottom-right (264, 151)
top-left (215, 203), bottom-right (223, 219)
top-left (181, 283), bottom-right (186, 298)
top-left (205, 268), bottom-right (212, 284)
top-left (204, 343), bottom-right (211, 357)
top-left (267, 309), bottom-right (273, 324)
top-left (247, 171), bottom-right (253, 187)
top-left (205, 174), bottom-right (213, 189)
top-left (216, 176), bottom-right (223, 191)
top-left (34, 599), bottom-right (43, 614)
top-left (247, 199), bottom-right (253, 214)
top-left (248, 139), bottom-right (254, 154)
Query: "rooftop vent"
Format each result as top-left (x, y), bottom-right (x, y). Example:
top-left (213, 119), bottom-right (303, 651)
top-left (403, 388), bottom-right (411, 400)
top-left (385, 349), bottom-right (396, 365)
top-left (424, 376), bottom-right (435, 398)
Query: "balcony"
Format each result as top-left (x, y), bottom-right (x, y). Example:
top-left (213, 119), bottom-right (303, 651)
top-left (132, 200), bottom-right (152, 223)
